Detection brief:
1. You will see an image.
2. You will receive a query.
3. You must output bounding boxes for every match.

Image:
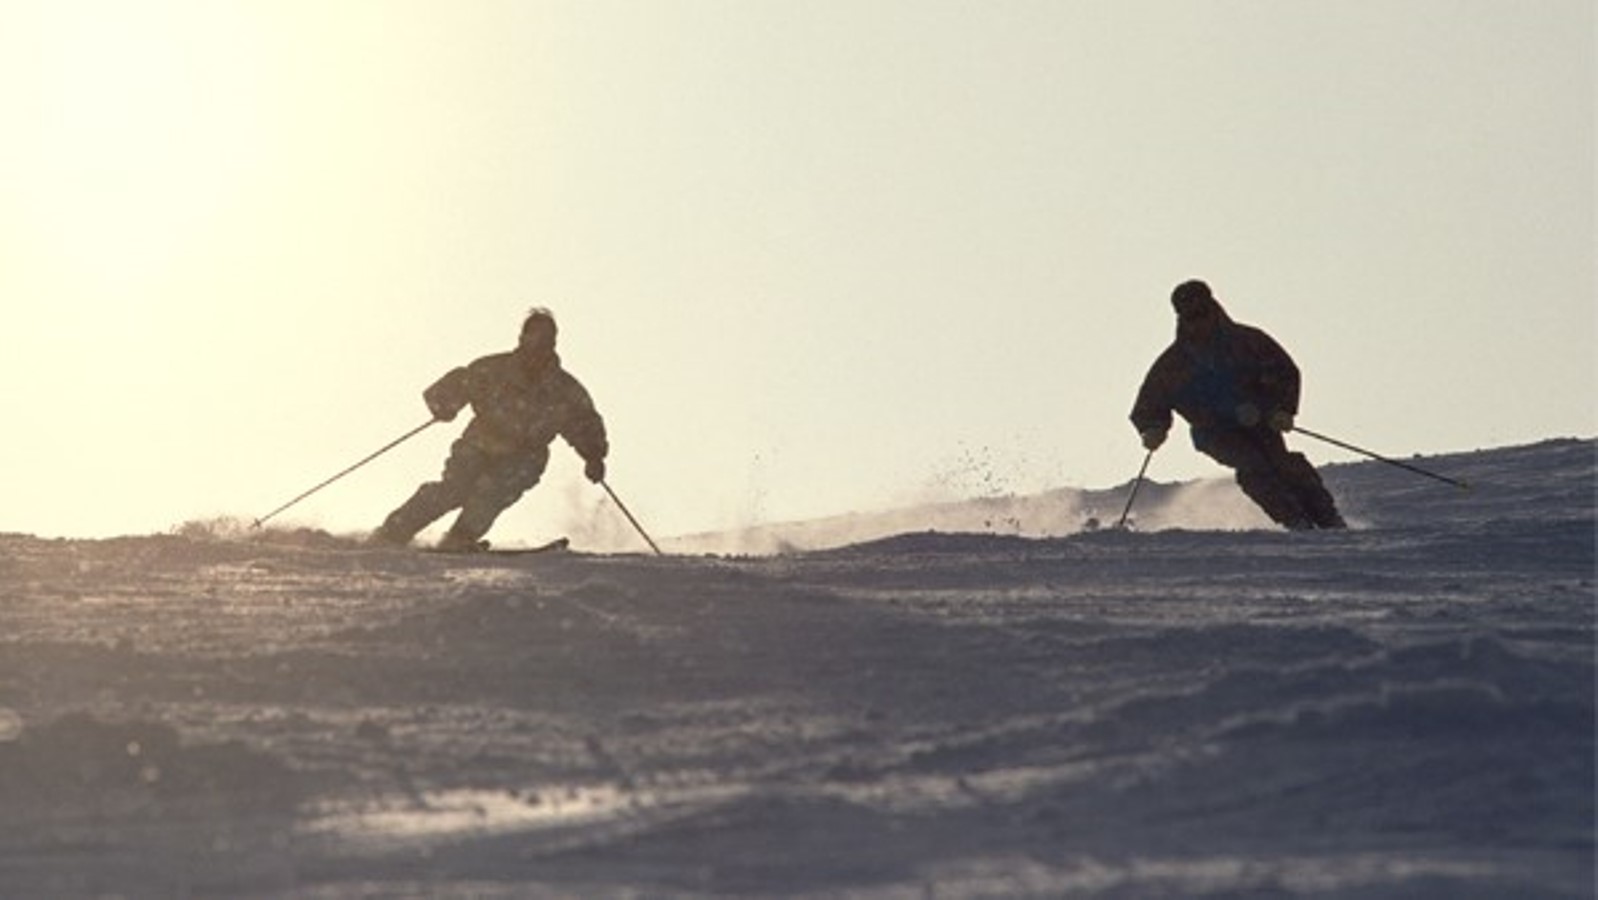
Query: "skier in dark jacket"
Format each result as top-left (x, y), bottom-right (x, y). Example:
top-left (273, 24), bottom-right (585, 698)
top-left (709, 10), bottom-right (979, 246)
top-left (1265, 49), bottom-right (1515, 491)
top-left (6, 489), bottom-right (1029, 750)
top-left (371, 308), bottom-right (609, 551)
top-left (1130, 280), bottom-right (1344, 530)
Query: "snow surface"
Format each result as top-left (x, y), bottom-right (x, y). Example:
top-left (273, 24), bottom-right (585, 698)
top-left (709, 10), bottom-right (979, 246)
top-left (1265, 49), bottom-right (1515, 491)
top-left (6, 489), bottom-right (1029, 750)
top-left (0, 438), bottom-right (1591, 898)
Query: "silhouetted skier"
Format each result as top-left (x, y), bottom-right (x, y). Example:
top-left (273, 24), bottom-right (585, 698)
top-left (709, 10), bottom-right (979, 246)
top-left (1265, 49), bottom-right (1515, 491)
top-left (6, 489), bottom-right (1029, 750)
top-left (1131, 280), bottom-right (1344, 530)
top-left (371, 308), bottom-right (608, 551)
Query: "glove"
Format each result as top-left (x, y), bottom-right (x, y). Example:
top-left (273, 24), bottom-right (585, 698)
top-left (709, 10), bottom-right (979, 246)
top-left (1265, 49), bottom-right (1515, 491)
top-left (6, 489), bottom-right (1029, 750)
top-left (426, 396), bottom-right (461, 422)
top-left (584, 457), bottom-right (606, 484)
top-left (1234, 403), bottom-right (1261, 428)
top-left (1269, 410), bottom-right (1295, 432)
top-left (1140, 428), bottom-right (1167, 451)
top-left (423, 370), bottom-right (469, 423)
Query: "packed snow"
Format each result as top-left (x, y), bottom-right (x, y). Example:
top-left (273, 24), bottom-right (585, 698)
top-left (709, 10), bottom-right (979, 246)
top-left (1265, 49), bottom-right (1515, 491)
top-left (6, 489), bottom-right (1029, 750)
top-left (0, 438), bottom-right (1591, 897)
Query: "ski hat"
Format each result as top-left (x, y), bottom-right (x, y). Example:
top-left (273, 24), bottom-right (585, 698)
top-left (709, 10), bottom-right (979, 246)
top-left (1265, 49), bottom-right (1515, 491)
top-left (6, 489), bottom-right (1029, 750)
top-left (1171, 280), bottom-right (1220, 318)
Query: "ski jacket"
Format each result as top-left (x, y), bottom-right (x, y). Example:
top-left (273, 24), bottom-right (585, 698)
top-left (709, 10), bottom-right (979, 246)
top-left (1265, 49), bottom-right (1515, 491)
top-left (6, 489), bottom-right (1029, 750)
top-left (1130, 314), bottom-right (1300, 438)
top-left (423, 351), bottom-right (608, 463)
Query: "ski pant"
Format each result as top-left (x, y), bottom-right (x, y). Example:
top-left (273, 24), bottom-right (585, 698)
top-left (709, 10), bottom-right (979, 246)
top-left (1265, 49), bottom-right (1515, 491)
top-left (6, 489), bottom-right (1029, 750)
top-left (1192, 426), bottom-right (1345, 530)
top-left (376, 439), bottom-right (549, 544)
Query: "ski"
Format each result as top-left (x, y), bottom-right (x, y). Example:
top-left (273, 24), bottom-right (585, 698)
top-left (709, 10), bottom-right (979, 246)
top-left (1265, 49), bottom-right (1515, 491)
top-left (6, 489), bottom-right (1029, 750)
top-left (488, 536), bottom-right (571, 555)
top-left (423, 537), bottom-right (571, 556)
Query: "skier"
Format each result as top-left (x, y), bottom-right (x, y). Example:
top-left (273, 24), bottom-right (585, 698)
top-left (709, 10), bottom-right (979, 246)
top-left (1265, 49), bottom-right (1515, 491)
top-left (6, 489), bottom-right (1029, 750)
top-left (370, 308), bottom-right (609, 551)
top-left (1130, 280), bottom-right (1345, 530)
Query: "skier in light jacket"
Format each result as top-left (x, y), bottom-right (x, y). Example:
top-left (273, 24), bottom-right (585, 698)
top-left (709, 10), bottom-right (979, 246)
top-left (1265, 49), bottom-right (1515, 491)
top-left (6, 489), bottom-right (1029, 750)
top-left (371, 308), bottom-right (608, 551)
top-left (1131, 280), bottom-right (1344, 530)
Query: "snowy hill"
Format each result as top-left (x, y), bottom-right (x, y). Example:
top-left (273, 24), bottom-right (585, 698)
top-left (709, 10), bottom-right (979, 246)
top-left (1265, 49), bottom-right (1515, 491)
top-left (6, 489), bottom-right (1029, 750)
top-left (0, 438), bottom-right (1591, 897)
top-left (669, 437), bottom-right (1591, 553)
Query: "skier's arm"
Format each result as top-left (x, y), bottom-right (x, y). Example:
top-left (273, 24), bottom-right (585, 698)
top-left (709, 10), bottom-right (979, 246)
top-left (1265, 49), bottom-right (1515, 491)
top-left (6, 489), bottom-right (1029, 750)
top-left (557, 379), bottom-right (609, 482)
top-left (422, 367), bottom-right (471, 422)
top-left (1129, 354), bottom-right (1177, 444)
top-left (1251, 331), bottom-right (1301, 418)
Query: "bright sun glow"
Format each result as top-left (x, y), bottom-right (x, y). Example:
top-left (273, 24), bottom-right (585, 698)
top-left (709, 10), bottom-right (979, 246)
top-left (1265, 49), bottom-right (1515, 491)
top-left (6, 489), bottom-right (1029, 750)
top-left (18, 4), bottom-right (269, 297)
top-left (0, 1), bottom-right (1591, 541)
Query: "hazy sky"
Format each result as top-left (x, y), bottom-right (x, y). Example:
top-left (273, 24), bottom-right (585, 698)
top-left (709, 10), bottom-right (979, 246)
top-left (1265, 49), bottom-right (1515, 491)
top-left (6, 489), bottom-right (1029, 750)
top-left (2, 0), bottom-right (1592, 545)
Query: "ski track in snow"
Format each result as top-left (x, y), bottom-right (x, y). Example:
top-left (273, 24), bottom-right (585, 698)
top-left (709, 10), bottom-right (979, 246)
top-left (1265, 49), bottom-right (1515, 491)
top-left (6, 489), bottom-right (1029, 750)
top-left (0, 438), bottom-right (1591, 897)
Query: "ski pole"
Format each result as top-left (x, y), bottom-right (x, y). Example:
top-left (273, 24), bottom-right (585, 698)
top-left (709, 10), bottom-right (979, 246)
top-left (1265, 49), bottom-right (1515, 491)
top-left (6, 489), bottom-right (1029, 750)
top-left (1115, 448), bottom-right (1155, 530)
top-left (1292, 425), bottom-right (1470, 491)
top-left (253, 418), bottom-right (436, 528)
top-left (600, 480), bottom-right (663, 556)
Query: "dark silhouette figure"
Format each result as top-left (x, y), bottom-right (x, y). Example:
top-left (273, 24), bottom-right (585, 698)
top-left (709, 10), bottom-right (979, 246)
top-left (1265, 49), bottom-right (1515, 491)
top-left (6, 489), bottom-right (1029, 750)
top-left (1131, 280), bottom-right (1344, 530)
top-left (371, 308), bottom-right (608, 551)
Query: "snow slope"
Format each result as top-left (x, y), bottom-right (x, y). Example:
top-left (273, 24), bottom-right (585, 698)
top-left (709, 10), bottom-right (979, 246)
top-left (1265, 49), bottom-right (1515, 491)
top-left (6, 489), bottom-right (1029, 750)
top-left (0, 438), bottom-right (1591, 897)
top-left (665, 436), bottom-right (1577, 553)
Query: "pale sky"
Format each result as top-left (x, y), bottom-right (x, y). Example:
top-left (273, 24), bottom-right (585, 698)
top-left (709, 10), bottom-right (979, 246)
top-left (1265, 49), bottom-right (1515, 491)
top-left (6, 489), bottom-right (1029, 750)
top-left (1, 0), bottom-right (1592, 545)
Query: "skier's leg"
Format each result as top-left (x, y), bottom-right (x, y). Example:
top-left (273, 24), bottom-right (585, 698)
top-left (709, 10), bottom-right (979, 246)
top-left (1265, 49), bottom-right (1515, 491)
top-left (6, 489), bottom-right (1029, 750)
top-left (1198, 427), bottom-right (1313, 529)
top-left (370, 441), bottom-right (489, 546)
top-left (1236, 468), bottom-right (1314, 529)
top-left (438, 448), bottom-right (549, 550)
top-left (371, 484), bottom-right (456, 546)
top-left (1277, 451), bottom-right (1346, 529)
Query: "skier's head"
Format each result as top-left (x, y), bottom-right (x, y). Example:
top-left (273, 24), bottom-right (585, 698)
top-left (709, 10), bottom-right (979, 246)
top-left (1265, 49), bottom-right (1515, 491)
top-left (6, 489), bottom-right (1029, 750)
top-left (1171, 280), bottom-right (1218, 317)
top-left (1171, 280), bottom-right (1224, 339)
top-left (517, 307), bottom-right (558, 363)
